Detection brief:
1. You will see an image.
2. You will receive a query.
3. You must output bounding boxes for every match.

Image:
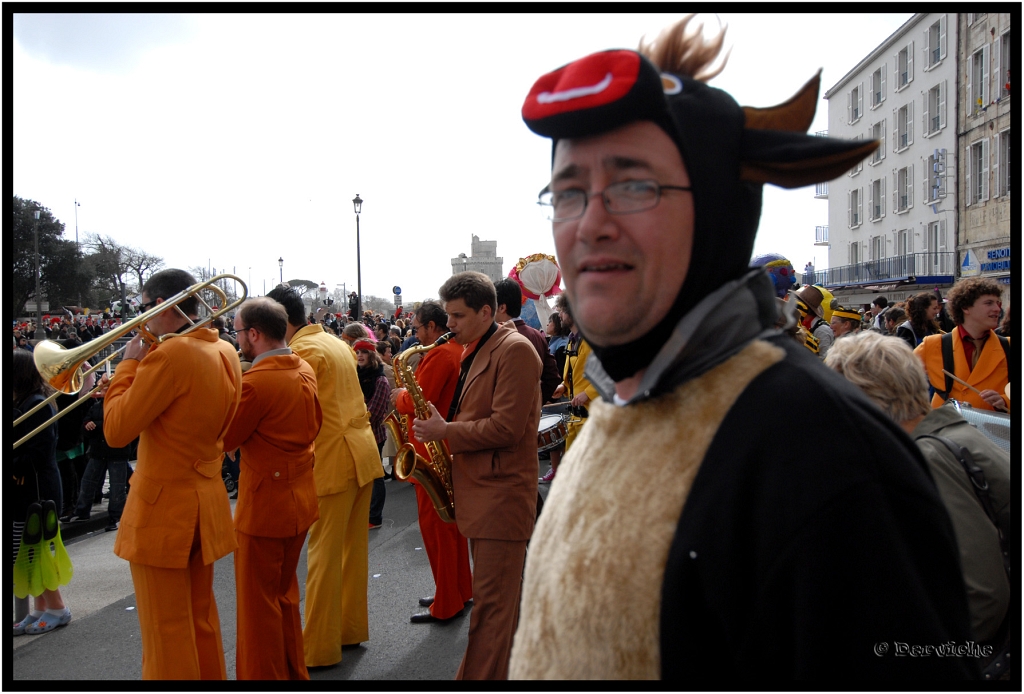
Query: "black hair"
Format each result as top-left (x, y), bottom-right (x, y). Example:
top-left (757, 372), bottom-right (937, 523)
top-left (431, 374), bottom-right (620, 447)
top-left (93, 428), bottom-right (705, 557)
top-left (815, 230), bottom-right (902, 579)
top-left (494, 278), bottom-right (524, 318)
top-left (415, 301), bottom-right (448, 332)
top-left (266, 285), bottom-right (308, 328)
top-left (142, 269), bottom-right (198, 316)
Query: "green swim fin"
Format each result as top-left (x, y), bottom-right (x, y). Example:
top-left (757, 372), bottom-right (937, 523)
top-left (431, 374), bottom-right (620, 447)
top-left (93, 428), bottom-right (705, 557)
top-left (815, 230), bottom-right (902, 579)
top-left (39, 500), bottom-right (73, 590)
top-left (14, 503), bottom-right (44, 598)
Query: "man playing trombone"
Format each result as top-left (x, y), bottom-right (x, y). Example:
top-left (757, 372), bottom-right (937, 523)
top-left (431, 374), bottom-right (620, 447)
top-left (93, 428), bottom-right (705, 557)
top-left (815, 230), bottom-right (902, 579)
top-left (101, 268), bottom-right (243, 680)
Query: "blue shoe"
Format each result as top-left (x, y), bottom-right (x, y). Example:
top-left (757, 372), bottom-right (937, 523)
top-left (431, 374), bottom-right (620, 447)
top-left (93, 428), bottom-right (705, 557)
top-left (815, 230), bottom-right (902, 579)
top-left (24, 608), bottom-right (71, 635)
top-left (13, 613), bottom-right (38, 636)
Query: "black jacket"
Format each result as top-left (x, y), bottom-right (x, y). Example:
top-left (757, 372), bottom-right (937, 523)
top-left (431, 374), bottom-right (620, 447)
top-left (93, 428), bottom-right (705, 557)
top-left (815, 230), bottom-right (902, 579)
top-left (82, 399), bottom-right (134, 460)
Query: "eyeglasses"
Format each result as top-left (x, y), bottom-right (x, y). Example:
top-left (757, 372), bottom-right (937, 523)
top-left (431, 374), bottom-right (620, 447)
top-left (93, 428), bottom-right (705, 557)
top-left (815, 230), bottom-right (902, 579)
top-left (411, 323), bottom-right (424, 333)
top-left (139, 299), bottom-right (159, 311)
top-left (537, 179), bottom-right (692, 222)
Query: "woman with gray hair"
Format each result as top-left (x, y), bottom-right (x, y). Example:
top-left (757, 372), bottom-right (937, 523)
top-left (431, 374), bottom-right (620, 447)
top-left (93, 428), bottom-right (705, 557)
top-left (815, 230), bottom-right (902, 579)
top-left (824, 332), bottom-right (1010, 647)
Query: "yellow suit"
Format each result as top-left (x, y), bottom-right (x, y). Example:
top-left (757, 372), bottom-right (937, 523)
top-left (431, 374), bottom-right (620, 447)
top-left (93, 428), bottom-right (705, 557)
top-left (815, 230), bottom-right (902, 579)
top-left (104, 328), bottom-right (242, 680)
top-left (287, 324), bottom-right (382, 667)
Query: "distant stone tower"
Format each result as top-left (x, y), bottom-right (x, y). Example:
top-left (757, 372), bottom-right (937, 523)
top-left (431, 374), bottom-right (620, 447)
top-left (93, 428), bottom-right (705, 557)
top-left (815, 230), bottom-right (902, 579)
top-left (451, 235), bottom-right (503, 283)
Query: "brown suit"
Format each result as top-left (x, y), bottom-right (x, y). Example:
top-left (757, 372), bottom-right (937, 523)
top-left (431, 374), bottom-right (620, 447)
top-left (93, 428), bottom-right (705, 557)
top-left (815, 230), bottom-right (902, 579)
top-left (445, 322), bottom-right (542, 679)
top-left (104, 328), bottom-right (242, 680)
top-left (223, 352), bottom-right (322, 680)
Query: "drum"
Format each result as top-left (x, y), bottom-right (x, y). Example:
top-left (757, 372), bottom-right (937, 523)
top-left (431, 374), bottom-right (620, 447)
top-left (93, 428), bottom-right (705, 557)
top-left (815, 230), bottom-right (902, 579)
top-left (537, 414), bottom-right (568, 453)
top-left (948, 400), bottom-right (1012, 454)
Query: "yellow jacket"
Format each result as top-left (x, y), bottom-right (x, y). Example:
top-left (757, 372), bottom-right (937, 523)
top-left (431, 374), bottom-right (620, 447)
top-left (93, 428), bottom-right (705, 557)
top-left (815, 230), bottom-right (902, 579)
top-left (289, 325), bottom-right (383, 494)
top-left (105, 328), bottom-right (242, 568)
top-left (564, 336), bottom-right (600, 407)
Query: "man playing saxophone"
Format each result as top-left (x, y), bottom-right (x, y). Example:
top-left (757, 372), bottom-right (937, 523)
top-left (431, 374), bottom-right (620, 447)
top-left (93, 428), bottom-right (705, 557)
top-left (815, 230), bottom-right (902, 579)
top-left (390, 301), bottom-right (473, 624)
top-left (413, 272), bottom-right (542, 679)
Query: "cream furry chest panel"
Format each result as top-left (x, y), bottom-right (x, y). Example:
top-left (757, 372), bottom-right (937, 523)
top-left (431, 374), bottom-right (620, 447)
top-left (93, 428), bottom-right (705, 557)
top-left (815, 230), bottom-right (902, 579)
top-left (509, 340), bottom-right (783, 680)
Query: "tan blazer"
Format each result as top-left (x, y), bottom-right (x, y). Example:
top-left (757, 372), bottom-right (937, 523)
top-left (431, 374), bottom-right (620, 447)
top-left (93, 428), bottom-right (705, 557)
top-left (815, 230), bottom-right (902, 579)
top-left (223, 353), bottom-right (322, 538)
top-left (445, 322), bottom-right (542, 541)
top-left (105, 329), bottom-right (242, 568)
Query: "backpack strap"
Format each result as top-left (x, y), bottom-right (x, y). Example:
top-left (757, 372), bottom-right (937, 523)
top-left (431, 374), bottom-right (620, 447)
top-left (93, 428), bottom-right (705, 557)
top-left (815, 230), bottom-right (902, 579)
top-left (915, 433), bottom-right (1009, 578)
top-left (934, 332), bottom-right (955, 401)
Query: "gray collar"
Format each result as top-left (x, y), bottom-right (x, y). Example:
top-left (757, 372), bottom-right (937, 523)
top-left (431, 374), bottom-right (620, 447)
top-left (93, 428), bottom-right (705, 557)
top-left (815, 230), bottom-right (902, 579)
top-left (586, 270), bottom-right (780, 404)
top-left (252, 346), bottom-right (292, 367)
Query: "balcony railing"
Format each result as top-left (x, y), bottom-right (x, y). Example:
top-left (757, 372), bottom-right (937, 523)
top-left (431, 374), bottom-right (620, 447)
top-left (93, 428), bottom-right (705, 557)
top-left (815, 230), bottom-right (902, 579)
top-left (808, 252), bottom-right (955, 288)
top-left (815, 225), bottom-right (829, 244)
top-left (815, 182), bottom-right (828, 198)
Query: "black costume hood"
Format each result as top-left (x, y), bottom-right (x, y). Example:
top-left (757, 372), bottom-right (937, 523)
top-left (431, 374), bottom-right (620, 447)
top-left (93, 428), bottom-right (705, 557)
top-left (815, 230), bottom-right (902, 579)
top-left (523, 48), bottom-right (878, 381)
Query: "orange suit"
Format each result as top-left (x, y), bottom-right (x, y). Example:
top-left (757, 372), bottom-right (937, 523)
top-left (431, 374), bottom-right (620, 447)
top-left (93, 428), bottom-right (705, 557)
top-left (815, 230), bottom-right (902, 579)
top-left (223, 351), bottom-right (322, 680)
top-left (395, 340), bottom-right (473, 620)
top-left (287, 324), bottom-right (383, 667)
top-left (104, 328), bottom-right (242, 680)
top-left (916, 329), bottom-right (1011, 411)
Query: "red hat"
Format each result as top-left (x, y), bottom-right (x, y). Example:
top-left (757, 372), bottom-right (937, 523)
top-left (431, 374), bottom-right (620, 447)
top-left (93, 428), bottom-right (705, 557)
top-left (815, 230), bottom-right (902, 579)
top-left (352, 338), bottom-right (376, 353)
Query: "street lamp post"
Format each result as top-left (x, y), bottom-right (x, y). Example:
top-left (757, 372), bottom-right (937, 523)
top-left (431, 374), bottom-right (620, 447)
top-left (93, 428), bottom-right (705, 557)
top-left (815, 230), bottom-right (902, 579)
top-left (278, 257), bottom-right (284, 285)
top-left (74, 199), bottom-right (82, 310)
top-left (353, 194), bottom-right (363, 320)
top-left (32, 210), bottom-right (43, 340)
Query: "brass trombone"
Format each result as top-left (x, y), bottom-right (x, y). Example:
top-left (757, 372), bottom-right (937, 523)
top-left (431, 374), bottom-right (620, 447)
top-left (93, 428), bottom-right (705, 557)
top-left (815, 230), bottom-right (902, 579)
top-left (13, 274), bottom-right (247, 450)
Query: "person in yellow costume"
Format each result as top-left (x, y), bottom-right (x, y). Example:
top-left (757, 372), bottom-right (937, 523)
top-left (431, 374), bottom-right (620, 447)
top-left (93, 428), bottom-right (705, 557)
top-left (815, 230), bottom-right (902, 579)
top-left (267, 287), bottom-right (383, 668)
top-left (541, 295), bottom-right (599, 483)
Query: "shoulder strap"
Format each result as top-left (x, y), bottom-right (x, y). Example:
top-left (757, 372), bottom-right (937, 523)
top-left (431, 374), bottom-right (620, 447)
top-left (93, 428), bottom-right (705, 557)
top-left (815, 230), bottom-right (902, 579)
top-left (915, 433), bottom-right (1010, 579)
top-left (934, 332), bottom-right (955, 401)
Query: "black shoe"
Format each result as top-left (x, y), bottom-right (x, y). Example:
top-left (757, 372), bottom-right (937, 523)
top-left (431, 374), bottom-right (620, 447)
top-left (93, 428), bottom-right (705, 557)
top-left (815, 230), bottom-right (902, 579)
top-left (410, 608), bottom-right (463, 624)
top-left (105, 522), bottom-right (118, 532)
top-left (418, 596), bottom-right (435, 607)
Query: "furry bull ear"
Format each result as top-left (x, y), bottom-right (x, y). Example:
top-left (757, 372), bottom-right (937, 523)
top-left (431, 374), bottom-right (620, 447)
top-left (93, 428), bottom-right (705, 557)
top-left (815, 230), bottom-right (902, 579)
top-left (742, 71), bottom-right (821, 133)
top-left (739, 130), bottom-right (880, 188)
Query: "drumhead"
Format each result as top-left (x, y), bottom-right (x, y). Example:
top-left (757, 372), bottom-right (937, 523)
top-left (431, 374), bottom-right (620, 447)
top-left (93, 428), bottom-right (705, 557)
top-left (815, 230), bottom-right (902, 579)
top-left (538, 414), bottom-right (563, 430)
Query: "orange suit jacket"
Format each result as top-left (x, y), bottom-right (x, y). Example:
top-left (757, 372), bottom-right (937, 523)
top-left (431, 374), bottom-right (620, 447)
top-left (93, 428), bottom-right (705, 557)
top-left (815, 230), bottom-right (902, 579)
top-left (105, 328), bottom-right (242, 569)
top-left (224, 352), bottom-right (322, 538)
top-left (445, 322), bottom-right (542, 541)
top-left (916, 330), bottom-right (1011, 411)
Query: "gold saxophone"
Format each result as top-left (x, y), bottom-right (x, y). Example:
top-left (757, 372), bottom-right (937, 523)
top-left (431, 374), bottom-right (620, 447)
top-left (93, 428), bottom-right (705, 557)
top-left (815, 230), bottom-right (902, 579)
top-left (384, 332), bottom-right (456, 523)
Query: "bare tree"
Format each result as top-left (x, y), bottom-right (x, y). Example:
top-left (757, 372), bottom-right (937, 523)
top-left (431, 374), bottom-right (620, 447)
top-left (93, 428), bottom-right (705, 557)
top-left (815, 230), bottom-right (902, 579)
top-left (124, 248), bottom-right (165, 292)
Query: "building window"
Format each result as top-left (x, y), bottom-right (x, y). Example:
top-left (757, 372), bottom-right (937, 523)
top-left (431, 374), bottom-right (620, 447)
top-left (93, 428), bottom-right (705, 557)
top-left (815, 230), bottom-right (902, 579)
top-left (870, 235), bottom-right (884, 261)
top-left (894, 165), bottom-right (914, 213)
top-left (895, 42), bottom-right (914, 91)
top-left (896, 229), bottom-right (911, 255)
top-left (849, 83), bottom-right (864, 123)
top-left (894, 103), bottom-right (913, 152)
top-left (924, 16), bottom-right (947, 70)
top-left (871, 65), bottom-right (886, 108)
top-left (1000, 32), bottom-right (1011, 99)
top-left (926, 220), bottom-right (946, 253)
top-left (966, 139), bottom-right (989, 206)
top-left (924, 81), bottom-right (946, 136)
top-left (996, 130), bottom-right (1010, 197)
top-left (870, 120), bottom-right (886, 164)
top-left (848, 187), bottom-right (863, 228)
top-left (849, 243), bottom-right (860, 266)
top-left (969, 46), bottom-right (989, 115)
top-left (849, 134), bottom-right (863, 176)
top-left (925, 149), bottom-right (947, 203)
top-left (869, 178), bottom-right (885, 221)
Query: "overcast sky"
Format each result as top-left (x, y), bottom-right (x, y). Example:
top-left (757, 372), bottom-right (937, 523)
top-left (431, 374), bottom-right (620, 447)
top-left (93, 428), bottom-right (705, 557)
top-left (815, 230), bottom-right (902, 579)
top-left (13, 12), bottom-right (912, 305)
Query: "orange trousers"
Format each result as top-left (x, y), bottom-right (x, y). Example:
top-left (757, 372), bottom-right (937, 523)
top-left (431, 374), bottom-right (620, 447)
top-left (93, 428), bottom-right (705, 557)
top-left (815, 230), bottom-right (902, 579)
top-left (303, 479), bottom-right (373, 667)
top-left (234, 530), bottom-right (309, 680)
top-left (414, 482), bottom-right (473, 619)
top-left (129, 528), bottom-right (226, 680)
top-left (456, 538), bottom-right (527, 680)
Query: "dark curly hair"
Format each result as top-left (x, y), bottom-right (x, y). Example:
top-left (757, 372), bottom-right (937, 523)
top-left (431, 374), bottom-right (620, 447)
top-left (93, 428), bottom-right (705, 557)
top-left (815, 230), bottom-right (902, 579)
top-left (946, 277), bottom-right (1004, 326)
top-left (906, 292), bottom-right (941, 339)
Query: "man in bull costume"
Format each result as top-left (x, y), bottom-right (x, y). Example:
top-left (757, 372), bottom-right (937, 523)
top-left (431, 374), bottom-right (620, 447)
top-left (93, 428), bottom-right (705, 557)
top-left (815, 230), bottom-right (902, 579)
top-left (510, 16), bottom-right (976, 680)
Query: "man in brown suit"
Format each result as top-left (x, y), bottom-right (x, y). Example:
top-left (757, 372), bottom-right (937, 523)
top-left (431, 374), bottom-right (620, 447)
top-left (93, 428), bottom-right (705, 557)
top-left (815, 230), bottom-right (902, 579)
top-left (223, 298), bottom-right (322, 680)
top-left (414, 271), bottom-right (542, 680)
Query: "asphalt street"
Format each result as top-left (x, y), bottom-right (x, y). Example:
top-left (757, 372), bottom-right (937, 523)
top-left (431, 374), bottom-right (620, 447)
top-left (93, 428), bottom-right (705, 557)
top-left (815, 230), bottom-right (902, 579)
top-left (13, 462), bottom-right (554, 682)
